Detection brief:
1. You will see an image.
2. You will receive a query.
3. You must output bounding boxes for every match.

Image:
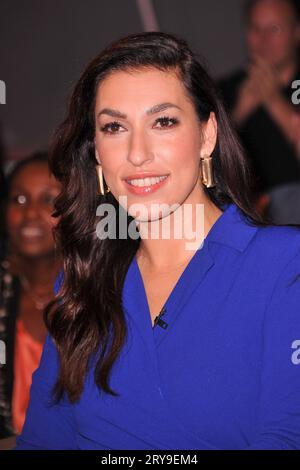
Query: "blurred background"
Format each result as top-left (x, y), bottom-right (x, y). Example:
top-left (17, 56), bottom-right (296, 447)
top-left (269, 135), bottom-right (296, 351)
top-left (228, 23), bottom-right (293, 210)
top-left (0, 0), bottom-right (300, 448)
top-left (0, 0), bottom-right (247, 159)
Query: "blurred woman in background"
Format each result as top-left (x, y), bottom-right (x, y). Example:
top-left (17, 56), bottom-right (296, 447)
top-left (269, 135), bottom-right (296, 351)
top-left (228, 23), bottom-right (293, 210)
top-left (0, 123), bottom-right (7, 260)
top-left (0, 152), bottom-right (61, 438)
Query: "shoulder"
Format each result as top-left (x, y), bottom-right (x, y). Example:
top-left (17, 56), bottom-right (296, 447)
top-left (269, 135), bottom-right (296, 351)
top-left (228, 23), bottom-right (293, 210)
top-left (247, 222), bottom-right (300, 284)
top-left (254, 223), bottom-right (300, 256)
top-left (257, 227), bottom-right (300, 340)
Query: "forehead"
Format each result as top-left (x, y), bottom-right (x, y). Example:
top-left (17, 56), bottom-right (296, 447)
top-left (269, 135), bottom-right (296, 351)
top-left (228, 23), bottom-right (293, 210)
top-left (95, 68), bottom-right (189, 110)
top-left (249, 0), bottom-right (295, 23)
top-left (10, 163), bottom-right (58, 190)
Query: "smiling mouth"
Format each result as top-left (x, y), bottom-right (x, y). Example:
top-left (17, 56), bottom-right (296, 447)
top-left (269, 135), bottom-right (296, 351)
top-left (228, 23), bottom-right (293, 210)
top-left (126, 175), bottom-right (169, 187)
top-left (19, 227), bottom-right (44, 238)
top-left (123, 174), bottom-right (170, 196)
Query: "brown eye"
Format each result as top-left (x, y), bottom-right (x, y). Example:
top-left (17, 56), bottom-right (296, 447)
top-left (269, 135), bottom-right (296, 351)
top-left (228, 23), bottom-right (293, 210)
top-left (154, 116), bottom-right (179, 129)
top-left (41, 194), bottom-right (56, 206)
top-left (100, 121), bottom-right (124, 134)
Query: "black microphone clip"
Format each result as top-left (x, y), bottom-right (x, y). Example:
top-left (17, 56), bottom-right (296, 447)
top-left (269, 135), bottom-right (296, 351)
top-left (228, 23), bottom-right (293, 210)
top-left (153, 306), bottom-right (168, 329)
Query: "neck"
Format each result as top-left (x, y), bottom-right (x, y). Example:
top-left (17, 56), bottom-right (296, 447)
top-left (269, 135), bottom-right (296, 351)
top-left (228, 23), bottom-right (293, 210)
top-left (136, 186), bottom-right (223, 271)
top-left (9, 252), bottom-right (61, 287)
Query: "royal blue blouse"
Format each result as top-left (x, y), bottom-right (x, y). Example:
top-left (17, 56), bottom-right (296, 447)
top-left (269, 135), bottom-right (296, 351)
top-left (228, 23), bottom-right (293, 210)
top-left (16, 203), bottom-right (300, 449)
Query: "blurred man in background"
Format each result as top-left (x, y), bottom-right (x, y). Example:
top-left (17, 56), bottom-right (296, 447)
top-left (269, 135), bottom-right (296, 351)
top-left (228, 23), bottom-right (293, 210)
top-left (220, 0), bottom-right (300, 223)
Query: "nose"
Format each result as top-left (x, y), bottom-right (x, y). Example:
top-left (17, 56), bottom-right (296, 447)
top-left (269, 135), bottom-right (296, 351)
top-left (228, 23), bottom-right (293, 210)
top-left (258, 25), bottom-right (278, 43)
top-left (22, 201), bottom-right (41, 221)
top-left (126, 129), bottom-right (154, 167)
top-left (262, 29), bottom-right (272, 42)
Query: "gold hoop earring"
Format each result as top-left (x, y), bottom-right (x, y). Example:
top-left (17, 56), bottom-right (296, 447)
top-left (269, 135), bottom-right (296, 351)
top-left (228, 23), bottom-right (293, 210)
top-left (200, 155), bottom-right (215, 188)
top-left (96, 164), bottom-right (110, 196)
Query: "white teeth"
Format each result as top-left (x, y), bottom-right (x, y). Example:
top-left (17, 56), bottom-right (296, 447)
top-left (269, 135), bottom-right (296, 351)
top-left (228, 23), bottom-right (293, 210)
top-left (127, 175), bottom-right (168, 187)
top-left (21, 227), bottom-right (43, 237)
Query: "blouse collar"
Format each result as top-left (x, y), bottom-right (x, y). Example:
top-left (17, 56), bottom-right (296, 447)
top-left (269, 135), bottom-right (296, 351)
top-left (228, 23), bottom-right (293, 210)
top-left (205, 203), bottom-right (258, 253)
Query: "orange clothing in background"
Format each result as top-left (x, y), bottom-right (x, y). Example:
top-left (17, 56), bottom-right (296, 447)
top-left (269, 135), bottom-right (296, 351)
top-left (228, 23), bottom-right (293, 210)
top-left (11, 318), bottom-right (44, 434)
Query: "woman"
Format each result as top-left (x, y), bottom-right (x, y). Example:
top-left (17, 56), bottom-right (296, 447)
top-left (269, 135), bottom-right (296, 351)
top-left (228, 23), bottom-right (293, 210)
top-left (16, 32), bottom-right (300, 450)
top-left (0, 124), bottom-right (7, 260)
top-left (0, 152), bottom-right (61, 438)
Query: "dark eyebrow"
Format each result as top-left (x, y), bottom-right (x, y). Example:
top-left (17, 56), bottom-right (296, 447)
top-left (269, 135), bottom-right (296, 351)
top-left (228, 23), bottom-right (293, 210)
top-left (145, 102), bottom-right (182, 115)
top-left (97, 108), bottom-right (126, 119)
top-left (97, 102), bottom-right (181, 119)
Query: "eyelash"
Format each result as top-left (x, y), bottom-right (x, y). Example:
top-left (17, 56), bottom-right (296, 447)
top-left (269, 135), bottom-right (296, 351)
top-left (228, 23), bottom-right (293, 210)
top-left (100, 116), bottom-right (179, 134)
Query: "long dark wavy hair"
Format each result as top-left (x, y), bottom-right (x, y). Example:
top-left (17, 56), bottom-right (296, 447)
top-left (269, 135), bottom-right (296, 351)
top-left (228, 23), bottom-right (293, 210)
top-left (45, 31), bottom-right (268, 403)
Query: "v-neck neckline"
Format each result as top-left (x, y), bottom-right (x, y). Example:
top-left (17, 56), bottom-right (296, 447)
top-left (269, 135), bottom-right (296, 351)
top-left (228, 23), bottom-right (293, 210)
top-left (132, 204), bottom-right (231, 323)
top-left (133, 238), bottom-right (205, 325)
top-left (131, 230), bottom-right (214, 341)
top-left (122, 203), bottom-right (237, 349)
top-left (133, 237), bottom-right (214, 346)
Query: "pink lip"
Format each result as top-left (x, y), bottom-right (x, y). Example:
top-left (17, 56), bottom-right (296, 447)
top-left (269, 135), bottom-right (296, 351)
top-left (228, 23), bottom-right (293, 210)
top-left (124, 175), bottom-right (169, 196)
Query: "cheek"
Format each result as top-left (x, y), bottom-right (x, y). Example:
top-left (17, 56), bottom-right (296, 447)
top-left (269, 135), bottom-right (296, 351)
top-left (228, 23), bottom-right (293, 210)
top-left (164, 135), bottom-right (199, 169)
top-left (95, 131), bottom-right (125, 153)
top-left (95, 137), bottom-right (124, 174)
top-left (6, 207), bottom-right (22, 232)
top-left (41, 211), bottom-right (57, 230)
top-left (274, 35), bottom-right (293, 54)
top-left (247, 33), bottom-right (260, 50)
top-left (50, 215), bottom-right (59, 229)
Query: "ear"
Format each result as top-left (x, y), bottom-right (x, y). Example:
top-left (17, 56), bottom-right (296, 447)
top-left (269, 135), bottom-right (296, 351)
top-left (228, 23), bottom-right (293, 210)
top-left (200, 112), bottom-right (218, 157)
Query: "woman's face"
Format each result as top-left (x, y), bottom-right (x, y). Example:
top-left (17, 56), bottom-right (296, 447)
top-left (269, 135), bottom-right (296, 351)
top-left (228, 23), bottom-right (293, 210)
top-left (94, 67), bottom-right (217, 221)
top-left (6, 162), bottom-right (61, 258)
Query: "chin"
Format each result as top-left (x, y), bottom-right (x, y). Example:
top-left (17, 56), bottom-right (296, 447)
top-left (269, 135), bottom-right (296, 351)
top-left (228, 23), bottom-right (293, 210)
top-left (19, 247), bottom-right (54, 258)
top-left (132, 204), bottom-right (180, 223)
